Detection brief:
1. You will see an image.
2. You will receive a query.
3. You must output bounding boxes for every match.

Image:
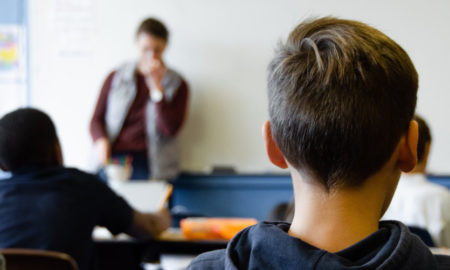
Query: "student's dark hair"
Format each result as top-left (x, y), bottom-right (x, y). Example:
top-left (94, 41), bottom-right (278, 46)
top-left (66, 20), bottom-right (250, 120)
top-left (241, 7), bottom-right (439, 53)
top-left (136, 18), bottom-right (169, 41)
top-left (267, 17), bottom-right (418, 189)
top-left (0, 108), bottom-right (59, 172)
top-left (414, 115), bottom-right (431, 163)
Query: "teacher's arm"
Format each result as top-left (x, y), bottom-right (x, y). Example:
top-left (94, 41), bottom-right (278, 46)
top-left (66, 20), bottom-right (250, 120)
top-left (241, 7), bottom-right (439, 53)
top-left (90, 71), bottom-right (116, 165)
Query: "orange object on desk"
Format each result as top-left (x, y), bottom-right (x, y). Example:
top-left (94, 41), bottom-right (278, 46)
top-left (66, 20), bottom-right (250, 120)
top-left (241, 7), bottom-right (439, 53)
top-left (180, 217), bottom-right (258, 240)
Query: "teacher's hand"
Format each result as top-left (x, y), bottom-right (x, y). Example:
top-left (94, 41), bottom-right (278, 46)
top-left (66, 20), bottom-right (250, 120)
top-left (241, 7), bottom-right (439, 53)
top-left (148, 59), bottom-right (167, 87)
top-left (95, 137), bottom-right (111, 165)
top-left (142, 59), bottom-right (167, 102)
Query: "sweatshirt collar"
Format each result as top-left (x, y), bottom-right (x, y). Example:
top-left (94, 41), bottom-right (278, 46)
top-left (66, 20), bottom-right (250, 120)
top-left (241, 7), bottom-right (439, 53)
top-left (224, 220), bottom-right (437, 269)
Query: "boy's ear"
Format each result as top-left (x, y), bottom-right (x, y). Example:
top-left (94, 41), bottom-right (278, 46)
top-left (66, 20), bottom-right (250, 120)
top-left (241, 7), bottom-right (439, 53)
top-left (398, 120), bottom-right (419, 172)
top-left (262, 121), bottom-right (288, 169)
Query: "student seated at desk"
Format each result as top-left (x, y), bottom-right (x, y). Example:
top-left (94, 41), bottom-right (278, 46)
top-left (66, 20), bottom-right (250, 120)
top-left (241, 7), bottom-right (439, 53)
top-left (188, 17), bottom-right (450, 269)
top-left (383, 115), bottom-right (450, 247)
top-left (0, 108), bottom-right (171, 270)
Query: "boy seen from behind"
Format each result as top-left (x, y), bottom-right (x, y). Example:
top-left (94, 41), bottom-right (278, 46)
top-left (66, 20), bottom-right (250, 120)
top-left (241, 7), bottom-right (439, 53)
top-left (0, 108), bottom-right (171, 270)
top-left (188, 17), bottom-right (450, 269)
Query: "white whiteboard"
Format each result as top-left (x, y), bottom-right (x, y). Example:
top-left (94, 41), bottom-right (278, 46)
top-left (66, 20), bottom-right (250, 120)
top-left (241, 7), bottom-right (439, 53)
top-left (28, 0), bottom-right (450, 174)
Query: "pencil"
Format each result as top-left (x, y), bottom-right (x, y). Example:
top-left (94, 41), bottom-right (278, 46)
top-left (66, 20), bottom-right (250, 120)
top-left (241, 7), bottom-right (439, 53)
top-left (159, 184), bottom-right (173, 210)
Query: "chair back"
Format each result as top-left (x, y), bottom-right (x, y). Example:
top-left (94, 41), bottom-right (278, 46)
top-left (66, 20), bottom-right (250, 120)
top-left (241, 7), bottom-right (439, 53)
top-left (0, 254), bottom-right (4, 270)
top-left (0, 248), bottom-right (78, 270)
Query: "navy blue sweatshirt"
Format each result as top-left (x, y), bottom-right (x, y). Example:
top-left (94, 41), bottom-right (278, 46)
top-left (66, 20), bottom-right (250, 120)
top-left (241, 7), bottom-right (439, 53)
top-left (188, 221), bottom-right (450, 270)
top-left (0, 166), bottom-right (133, 270)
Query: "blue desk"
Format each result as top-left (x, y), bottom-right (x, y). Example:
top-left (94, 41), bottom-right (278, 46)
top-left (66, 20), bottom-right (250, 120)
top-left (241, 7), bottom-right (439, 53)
top-left (428, 175), bottom-right (450, 189)
top-left (171, 173), bottom-right (450, 222)
top-left (171, 173), bottom-right (293, 221)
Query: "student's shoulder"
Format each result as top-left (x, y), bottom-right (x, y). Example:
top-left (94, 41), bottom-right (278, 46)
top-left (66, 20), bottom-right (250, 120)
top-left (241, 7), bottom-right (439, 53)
top-left (63, 167), bottom-right (96, 178)
top-left (62, 167), bottom-right (105, 186)
top-left (419, 181), bottom-right (450, 204)
top-left (187, 249), bottom-right (226, 270)
top-left (62, 168), bottom-right (118, 199)
top-left (435, 255), bottom-right (450, 270)
top-left (404, 178), bottom-right (449, 199)
top-left (430, 182), bottom-right (450, 197)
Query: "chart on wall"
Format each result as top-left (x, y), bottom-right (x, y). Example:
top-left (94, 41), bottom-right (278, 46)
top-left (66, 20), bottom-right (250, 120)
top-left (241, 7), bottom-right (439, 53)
top-left (0, 0), bottom-right (29, 116)
top-left (0, 25), bottom-right (26, 82)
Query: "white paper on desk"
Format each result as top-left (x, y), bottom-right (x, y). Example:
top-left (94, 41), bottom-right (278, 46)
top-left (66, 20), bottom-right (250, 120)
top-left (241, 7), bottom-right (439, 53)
top-left (92, 227), bottom-right (130, 240)
top-left (108, 180), bottom-right (170, 213)
top-left (159, 254), bottom-right (197, 270)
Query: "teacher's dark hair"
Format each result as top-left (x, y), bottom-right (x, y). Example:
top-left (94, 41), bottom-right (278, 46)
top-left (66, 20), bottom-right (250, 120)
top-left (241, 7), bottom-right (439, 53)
top-left (267, 17), bottom-right (418, 190)
top-left (0, 108), bottom-right (59, 172)
top-left (137, 18), bottom-right (169, 42)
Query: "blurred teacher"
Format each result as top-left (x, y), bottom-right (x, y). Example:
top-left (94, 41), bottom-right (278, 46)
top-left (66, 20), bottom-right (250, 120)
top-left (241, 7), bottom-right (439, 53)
top-left (90, 18), bottom-right (189, 180)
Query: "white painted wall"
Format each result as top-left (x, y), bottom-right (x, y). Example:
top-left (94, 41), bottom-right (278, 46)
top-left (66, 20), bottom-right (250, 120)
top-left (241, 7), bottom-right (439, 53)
top-left (28, 0), bottom-right (450, 174)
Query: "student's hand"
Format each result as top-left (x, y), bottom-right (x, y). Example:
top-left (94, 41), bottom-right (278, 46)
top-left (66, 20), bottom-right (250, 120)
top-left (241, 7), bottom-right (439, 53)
top-left (130, 208), bottom-right (171, 238)
top-left (154, 207), bottom-right (172, 233)
top-left (95, 137), bottom-right (111, 165)
top-left (147, 208), bottom-right (172, 237)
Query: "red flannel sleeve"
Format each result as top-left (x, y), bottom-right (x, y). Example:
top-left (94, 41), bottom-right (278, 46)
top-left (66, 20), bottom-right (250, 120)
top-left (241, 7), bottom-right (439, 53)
top-left (90, 71), bottom-right (116, 142)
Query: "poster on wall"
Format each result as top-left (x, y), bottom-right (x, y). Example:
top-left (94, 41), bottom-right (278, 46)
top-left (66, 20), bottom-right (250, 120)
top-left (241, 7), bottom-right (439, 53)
top-left (0, 25), bottom-right (28, 117)
top-left (0, 25), bottom-right (26, 82)
top-left (50, 0), bottom-right (96, 59)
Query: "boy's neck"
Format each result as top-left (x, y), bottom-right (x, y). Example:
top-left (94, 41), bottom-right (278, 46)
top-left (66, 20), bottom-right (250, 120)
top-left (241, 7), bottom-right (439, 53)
top-left (288, 167), bottom-right (399, 253)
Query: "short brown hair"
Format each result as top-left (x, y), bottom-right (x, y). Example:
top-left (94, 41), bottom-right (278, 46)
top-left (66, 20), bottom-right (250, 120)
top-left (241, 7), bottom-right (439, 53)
top-left (137, 18), bottom-right (169, 41)
top-left (267, 17), bottom-right (418, 189)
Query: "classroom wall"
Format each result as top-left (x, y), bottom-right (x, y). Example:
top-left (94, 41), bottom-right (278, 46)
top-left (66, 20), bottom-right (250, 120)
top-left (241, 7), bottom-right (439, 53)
top-left (28, 0), bottom-right (450, 174)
